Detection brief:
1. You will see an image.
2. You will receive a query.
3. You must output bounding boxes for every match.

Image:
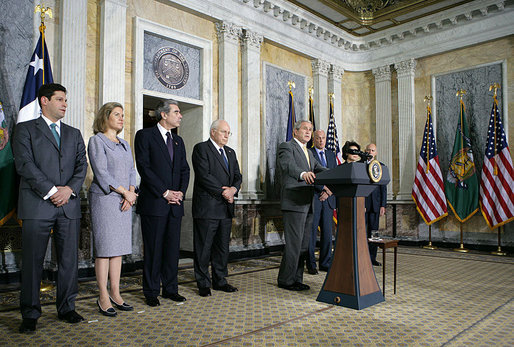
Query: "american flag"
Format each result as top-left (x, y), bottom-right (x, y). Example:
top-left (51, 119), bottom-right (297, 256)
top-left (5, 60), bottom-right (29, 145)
top-left (326, 100), bottom-right (342, 165)
top-left (479, 99), bottom-right (514, 229)
top-left (412, 107), bottom-right (448, 225)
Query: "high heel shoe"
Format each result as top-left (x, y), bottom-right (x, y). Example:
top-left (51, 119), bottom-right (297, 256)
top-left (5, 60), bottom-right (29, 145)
top-left (97, 299), bottom-right (117, 317)
top-left (109, 296), bottom-right (134, 311)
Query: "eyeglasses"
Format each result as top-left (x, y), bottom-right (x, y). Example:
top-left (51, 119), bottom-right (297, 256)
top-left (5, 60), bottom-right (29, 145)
top-left (217, 130), bottom-right (232, 137)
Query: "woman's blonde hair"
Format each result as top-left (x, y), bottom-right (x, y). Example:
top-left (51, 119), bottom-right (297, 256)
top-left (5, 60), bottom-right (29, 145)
top-left (93, 102), bottom-right (124, 134)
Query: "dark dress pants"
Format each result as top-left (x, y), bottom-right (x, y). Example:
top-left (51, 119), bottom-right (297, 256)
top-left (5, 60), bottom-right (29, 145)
top-left (20, 210), bottom-right (80, 319)
top-left (141, 212), bottom-right (181, 298)
top-left (193, 218), bottom-right (232, 289)
top-left (277, 210), bottom-right (313, 286)
top-left (308, 197), bottom-right (334, 271)
top-left (365, 211), bottom-right (379, 261)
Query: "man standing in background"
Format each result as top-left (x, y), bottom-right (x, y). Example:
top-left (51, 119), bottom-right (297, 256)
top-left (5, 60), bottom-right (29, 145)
top-left (365, 143), bottom-right (387, 266)
top-left (307, 130), bottom-right (337, 274)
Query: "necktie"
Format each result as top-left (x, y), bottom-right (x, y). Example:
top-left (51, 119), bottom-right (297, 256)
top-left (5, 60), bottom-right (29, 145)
top-left (319, 151), bottom-right (327, 167)
top-left (50, 123), bottom-right (60, 148)
top-left (219, 148), bottom-right (229, 170)
top-left (302, 145), bottom-right (310, 167)
top-left (166, 132), bottom-right (174, 163)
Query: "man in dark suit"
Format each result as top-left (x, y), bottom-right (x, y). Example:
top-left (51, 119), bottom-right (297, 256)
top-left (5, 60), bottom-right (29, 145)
top-left (307, 130), bottom-right (337, 274)
top-left (276, 120), bottom-right (328, 291)
top-left (192, 119), bottom-right (242, 297)
top-left (134, 99), bottom-right (190, 306)
top-left (364, 143), bottom-right (387, 266)
top-left (13, 83), bottom-right (88, 333)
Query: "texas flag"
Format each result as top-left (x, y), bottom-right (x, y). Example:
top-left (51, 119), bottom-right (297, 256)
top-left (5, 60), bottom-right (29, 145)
top-left (18, 31), bottom-right (54, 123)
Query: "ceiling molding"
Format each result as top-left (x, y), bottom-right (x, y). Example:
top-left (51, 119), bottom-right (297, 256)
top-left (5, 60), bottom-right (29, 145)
top-left (166, 0), bottom-right (514, 70)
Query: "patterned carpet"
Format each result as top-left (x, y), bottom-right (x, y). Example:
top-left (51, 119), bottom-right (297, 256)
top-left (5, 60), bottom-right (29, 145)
top-left (0, 246), bottom-right (513, 346)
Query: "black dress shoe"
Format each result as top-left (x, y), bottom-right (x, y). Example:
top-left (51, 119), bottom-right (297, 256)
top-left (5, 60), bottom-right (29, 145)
top-left (198, 288), bottom-right (211, 297)
top-left (162, 292), bottom-right (187, 302)
top-left (145, 297), bottom-right (160, 307)
top-left (58, 310), bottom-right (84, 323)
top-left (372, 260), bottom-right (382, 266)
top-left (278, 283), bottom-right (303, 291)
top-left (295, 282), bottom-right (310, 290)
top-left (97, 299), bottom-right (117, 317)
top-left (109, 296), bottom-right (134, 311)
top-left (319, 266), bottom-right (329, 272)
top-left (307, 268), bottom-right (318, 275)
top-left (19, 318), bottom-right (37, 333)
top-left (212, 284), bottom-right (238, 293)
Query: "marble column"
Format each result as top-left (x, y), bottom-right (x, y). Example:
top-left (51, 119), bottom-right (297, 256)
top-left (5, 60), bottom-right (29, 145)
top-left (60, 0), bottom-right (87, 133)
top-left (216, 21), bottom-right (242, 155)
top-left (311, 59), bottom-right (330, 131)
top-left (372, 65), bottom-right (393, 200)
top-left (99, 0), bottom-right (127, 107)
top-left (394, 59), bottom-right (417, 201)
top-left (241, 29), bottom-right (263, 199)
top-left (328, 64), bottom-right (344, 149)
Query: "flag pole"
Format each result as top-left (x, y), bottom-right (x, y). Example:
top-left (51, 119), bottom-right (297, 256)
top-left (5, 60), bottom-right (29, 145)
top-left (454, 222), bottom-right (469, 253)
top-left (35, 3), bottom-right (55, 292)
top-left (421, 96), bottom-right (437, 250)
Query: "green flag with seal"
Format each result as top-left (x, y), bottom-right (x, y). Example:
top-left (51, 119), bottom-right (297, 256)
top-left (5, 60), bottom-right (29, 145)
top-left (445, 99), bottom-right (479, 222)
top-left (0, 102), bottom-right (17, 225)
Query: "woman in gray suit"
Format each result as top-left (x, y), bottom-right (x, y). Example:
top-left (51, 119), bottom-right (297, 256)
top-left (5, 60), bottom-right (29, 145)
top-left (88, 102), bottom-right (137, 317)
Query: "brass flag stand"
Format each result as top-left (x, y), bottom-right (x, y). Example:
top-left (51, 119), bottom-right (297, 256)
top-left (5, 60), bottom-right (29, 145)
top-left (491, 226), bottom-right (507, 256)
top-left (423, 225), bottom-right (437, 250)
top-left (454, 222), bottom-right (469, 253)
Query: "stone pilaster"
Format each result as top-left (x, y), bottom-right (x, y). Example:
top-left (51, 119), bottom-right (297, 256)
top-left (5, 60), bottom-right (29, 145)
top-left (394, 59), bottom-right (417, 201)
top-left (216, 21), bottom-right (242, 155)
top-left (372, 64), bottom-right (393, 200)
top-left (60, 0), bottom-right (87, 133)
top-left (311, 59), bottom-right (330, 131)
top-left (99, 0), bottom-right (127, 108)
top-left (328, 64), bottom-right (344, 149)
top-left (241, 29), bottom-right (263, 199)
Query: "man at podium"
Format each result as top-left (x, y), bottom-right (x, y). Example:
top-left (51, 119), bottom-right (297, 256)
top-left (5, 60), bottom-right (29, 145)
top-left (276, 120), bottom-right (329, 291)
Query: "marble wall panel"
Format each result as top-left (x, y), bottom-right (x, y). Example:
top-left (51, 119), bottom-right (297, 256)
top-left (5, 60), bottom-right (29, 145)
top-left (143, 32), bottom-right (201, 100)
top-left (435, 63), bottom-right (502, 186)
top-left (263, 64), bottom-right (307, 199)
top-left (340, 71), bottom-right (375, 148)
top-left (0, 0), bottom-right (33, 131)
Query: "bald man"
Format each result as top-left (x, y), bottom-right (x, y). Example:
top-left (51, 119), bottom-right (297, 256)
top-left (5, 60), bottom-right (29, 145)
top-left (364, 143), bottom-right (387, 266)
top-left (192, 120), bottom-right (242, 297)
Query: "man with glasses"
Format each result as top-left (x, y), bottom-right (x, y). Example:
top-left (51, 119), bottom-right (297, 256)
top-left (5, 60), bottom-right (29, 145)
top-left (191, 119), bottom-right (242, 297)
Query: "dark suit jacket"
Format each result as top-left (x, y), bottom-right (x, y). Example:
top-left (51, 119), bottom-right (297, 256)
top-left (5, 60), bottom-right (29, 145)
top-left (191, 140), bottom-right (242, 219)
top-left (276, 140), bottom-right (326, 213)
top-left (134, 126), bottom-right (190, 217)
top-left (365, 161), bottom-right (387, 213)
top-left (309, 147), bottom-right (337, 210)
top-left (12, 116), bottom-right (87, 219)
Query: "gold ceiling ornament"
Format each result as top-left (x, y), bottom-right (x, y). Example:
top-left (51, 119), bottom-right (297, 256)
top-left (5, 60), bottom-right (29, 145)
top-left (343, 0), bottom-right (391, 23)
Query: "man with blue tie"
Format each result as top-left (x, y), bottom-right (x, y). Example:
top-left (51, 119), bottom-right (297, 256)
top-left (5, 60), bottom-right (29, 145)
top-left (307, 130), bottom-right (337, 274)
top-left (13, 83), bottom-right (88, 332)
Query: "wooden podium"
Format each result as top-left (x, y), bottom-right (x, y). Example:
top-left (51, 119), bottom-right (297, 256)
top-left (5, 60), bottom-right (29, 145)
top-left (314, 162), bottom-right (390, 310)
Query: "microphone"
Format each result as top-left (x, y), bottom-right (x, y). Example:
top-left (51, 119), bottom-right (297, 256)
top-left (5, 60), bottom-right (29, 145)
top-left (347, 148), bottom-right (373, 161)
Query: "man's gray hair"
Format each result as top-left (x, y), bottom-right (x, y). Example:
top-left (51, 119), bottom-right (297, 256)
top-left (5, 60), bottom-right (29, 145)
top-left (210, 119), bottom-right (225, 132)
top-left (294, 120), bottom-right (312, 130)
top-left (153, 99), bottom-right (179, 121)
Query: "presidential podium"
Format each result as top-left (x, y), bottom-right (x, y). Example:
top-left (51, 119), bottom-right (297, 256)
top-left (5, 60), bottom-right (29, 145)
top-left (314, 162), bottom-right (390, 310)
